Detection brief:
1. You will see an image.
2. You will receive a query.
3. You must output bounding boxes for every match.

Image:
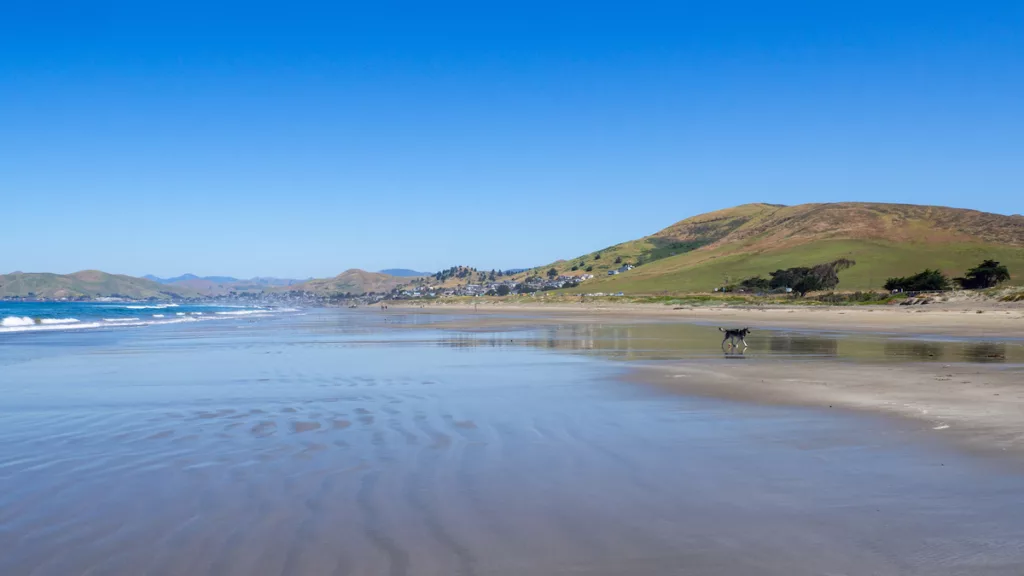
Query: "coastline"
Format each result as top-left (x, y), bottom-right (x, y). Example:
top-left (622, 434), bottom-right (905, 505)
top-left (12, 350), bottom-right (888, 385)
top-left (393, 300), bottom-right (1024, 338)
top-left (391, 302), bottom-right (1024, 459)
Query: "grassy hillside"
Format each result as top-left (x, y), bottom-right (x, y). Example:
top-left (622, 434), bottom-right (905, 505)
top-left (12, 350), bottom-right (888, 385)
top-left (289, 269), bottom-right (409, 295)
top-left (0, 270), bottom-right (198, 299)
top-left (533, 202), bottom-right (1024, 294)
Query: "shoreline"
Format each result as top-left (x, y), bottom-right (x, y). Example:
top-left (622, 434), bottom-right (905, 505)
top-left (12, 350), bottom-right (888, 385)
top-left (393, 300), bottom-right (1024, 338)
top-left (390, 303), bottom-right (1024, 460)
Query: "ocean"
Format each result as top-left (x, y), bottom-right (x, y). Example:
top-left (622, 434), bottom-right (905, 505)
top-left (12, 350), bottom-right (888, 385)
top-left (0, 301), bottom-right (296, 334)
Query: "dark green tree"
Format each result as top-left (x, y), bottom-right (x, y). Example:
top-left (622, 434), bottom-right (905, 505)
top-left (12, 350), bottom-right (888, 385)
top-left (884, 269), bottom-right (950, 292)
top-left (955, 260), bottom-right (1010, 289)
top-left (546, 267), bottom-right (559, 279)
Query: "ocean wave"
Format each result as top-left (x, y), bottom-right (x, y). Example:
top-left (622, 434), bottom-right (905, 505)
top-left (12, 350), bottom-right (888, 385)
top-left (1, 306), bottom-right (294, 335)
top-left (124, 304), bottom-right (179, 310)
top-left (2, 316), bottom-right (37, 327)
top-left (0, 321), bottom-right (108, 334)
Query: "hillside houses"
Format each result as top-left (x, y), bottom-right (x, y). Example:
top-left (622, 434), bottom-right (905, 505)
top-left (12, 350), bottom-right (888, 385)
top-left (389, 273), bottom-right (594, 299)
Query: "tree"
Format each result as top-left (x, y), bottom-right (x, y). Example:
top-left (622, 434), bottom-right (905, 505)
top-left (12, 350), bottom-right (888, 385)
top-left (546, 267), bottom-right (559, 279)
top-left (594, 253), bottom-right (601, 260)
top-left (738, 276), bottom-right (770, 291)
top-left (955, 260), bottom-right (1010, 289)
top-left (585, 266), bottom-right (593, 272)
top-left (496, 284), bottom-right (511, 296)
top-left (614, 256), bottom-right (622, 264)
top-left (571, 265), bottom-right (578, 271)
top-left (884, 269), bottom-right (950, 292)
top-left (769, 258), bottom-right (856, 296)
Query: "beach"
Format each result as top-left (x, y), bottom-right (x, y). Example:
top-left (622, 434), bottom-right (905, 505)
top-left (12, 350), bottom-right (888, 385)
top-left (395, 301), bottom-right (1024, 458)
top-left (396, 299), bottom-right (1024, 337)
top-left (2, 306), bottom-right (1023, 574)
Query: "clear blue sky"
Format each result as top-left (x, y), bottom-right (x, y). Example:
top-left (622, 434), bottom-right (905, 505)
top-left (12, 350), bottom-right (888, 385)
top-left (3, 1), bottom-right (1022, 279)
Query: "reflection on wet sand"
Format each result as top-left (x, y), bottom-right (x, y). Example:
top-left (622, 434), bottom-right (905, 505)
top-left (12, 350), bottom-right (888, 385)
top-left (1, 310), bottom-right (1023, 575)
top-left (435, 320), bottom-right (1021, 364)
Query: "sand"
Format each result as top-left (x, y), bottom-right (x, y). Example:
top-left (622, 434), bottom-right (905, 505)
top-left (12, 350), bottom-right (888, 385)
top-left (396, 300), bottom-right (1024, 337)
top-left (4, 309), bottom-right (1024, 574)
top-left (393, 301), bottom-right (1024, 458)
top-left (632, 360), bottom-right (1024, 459)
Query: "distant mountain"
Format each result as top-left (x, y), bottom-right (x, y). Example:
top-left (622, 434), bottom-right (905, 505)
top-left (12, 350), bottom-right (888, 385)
top-left (534, 202), bottom-right (1024, 293)
top-left (140, 274), bottom-right (307, 295)
top-left (379, 269), bottom-right (430, 277)
top-left (0, 271), bottom-right (198, 300)
top-left (289, 269), bottom-right (409, 295)
top-left (144, 273), bottom-right (239, 284)
top-left (249, 277), bottom-right (308, 287)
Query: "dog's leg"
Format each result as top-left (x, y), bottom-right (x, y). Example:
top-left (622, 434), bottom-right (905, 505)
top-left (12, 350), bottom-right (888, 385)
top-left (722, 335), bottom-right (731, 349)
top-left (741, 338), bottom-right (748, 348)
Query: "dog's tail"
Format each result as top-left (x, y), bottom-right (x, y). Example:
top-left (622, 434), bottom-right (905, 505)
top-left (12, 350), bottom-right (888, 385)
top-left (718, 327), bottom-right (725, 332)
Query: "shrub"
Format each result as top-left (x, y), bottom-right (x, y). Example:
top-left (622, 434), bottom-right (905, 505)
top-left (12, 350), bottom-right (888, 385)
top-left (884, 269), bottom-right (950, 292)
top-left (738, 276), bottom-right (770, 291)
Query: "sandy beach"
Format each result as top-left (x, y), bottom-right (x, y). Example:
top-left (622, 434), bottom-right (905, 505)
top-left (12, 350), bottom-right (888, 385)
top-left (395, 301), bottom-right (1024, 459)
top-left (3, 307), bottom-right (1024, 575)
top-left (396, 299), bottom-right (1024, 337)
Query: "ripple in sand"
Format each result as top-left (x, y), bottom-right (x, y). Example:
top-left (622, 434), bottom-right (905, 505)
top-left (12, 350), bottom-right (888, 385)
top-left (250, 421), bottom-right (277, 437)
top-left (291, 421), bottom-right (321, 434)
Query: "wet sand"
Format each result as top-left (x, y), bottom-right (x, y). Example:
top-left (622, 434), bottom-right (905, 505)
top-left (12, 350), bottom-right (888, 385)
top-left (632, 360), bottom-right (1024, 458)
top-left (2, 310), bottom-right (1024, 575)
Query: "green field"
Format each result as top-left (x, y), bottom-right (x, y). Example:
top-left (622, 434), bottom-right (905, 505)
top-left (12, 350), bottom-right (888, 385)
top-left (569, 239), bottom-right (1024, 294)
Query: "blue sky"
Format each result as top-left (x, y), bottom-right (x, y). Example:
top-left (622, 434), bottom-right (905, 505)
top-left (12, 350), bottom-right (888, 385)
top-left (2, 1), bottom-right (1022, 278)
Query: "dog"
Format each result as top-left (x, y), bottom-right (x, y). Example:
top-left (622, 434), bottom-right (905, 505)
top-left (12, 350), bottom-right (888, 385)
top-left (719, 327), bottom-right (751, 349)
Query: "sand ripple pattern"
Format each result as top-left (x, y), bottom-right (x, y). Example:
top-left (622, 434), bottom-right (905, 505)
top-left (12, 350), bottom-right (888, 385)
top-left (2, 314), bottom-right (1024, 575)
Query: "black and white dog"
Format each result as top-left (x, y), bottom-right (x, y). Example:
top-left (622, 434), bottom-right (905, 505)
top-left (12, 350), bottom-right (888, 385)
top-left (719, 327), bottom-right (751, 349)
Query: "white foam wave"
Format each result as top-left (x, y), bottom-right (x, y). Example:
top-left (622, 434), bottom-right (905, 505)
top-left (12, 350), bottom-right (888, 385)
top-left (125, 303), bottom-right (179, 309)
top-left (0, 321), bottom-right (107, 333)
top-left (1, 305), bottom-right (296, 335)
top-left (2, 316), bottom-right (36, 327)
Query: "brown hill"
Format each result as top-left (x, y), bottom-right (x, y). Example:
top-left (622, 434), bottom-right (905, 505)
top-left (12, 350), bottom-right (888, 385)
top-left (0, 270), bottom-right (198, 299)
top-left (289, 269), bottom-right (409, 295)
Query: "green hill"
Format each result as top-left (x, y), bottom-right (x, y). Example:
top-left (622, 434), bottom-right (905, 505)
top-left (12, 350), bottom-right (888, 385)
top-left (533, 202), bottom-right (1024, 293)
top-left (0, 270), bottom-right (198, 299)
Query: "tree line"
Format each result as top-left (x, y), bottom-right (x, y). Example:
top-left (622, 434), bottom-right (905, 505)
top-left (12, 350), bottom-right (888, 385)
top-left (725, 259), bottom-right (1011, 296)
top-left (884, 260), bottom-right (1010, 292)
